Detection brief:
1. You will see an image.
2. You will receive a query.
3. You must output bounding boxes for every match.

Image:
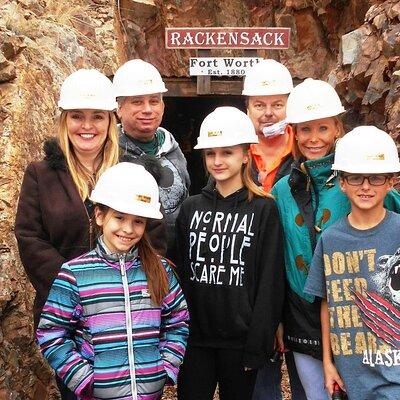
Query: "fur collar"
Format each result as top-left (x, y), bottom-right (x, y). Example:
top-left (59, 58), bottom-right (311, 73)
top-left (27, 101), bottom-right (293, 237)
top-left (43, 137), bottom-right (67, 171)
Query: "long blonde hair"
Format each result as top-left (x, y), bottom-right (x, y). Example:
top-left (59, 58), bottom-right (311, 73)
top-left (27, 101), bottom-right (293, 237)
top-left (58, 111), bottom-right (120, 200)
top-left (291, 116), bottom-right (345, 161)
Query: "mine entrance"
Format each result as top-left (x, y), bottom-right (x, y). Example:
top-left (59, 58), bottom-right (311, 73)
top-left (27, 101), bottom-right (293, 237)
top-left (162, 95), bottom-right (245, 195)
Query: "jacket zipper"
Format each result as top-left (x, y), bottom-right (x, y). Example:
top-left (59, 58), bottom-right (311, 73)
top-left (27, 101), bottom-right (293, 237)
top-left (81, 203), bottom-right (94, 249)
top-left (119, 254), bottom-right (138, 400)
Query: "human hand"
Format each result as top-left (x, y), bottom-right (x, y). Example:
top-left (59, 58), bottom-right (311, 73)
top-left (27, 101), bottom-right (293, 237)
top-left (275, 323), bottom-right (285, 352)
top-left (323, 361), bottom-right (345, 395)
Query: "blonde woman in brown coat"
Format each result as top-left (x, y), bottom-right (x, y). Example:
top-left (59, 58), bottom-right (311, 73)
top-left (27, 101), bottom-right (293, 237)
top-left (15, 69), bottom-right (119, 400)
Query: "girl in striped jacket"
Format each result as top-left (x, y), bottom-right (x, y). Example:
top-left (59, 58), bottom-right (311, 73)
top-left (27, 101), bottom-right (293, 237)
top-left (36, 162), bottom-right (189, 400)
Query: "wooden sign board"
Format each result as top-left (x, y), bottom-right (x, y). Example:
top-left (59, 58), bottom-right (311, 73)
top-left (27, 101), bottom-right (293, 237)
top-left (165, 27), bottom-right (290, 49)
top-left (190, 57), bottom-right (263, 76)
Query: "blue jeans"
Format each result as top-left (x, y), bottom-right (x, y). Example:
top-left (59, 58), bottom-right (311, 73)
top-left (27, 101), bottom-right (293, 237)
top-left (252, 351), bottom-right (307, 400)
top-left (292, 352), bottom-right (330, 400)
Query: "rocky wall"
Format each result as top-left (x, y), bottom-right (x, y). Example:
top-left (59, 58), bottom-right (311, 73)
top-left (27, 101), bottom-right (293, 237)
top-left (0, 1), bottom-right (118, 398)
top-left (117, 0), bottom-right (379, 79)
top-left (329, 0), bottom-right (400, 138)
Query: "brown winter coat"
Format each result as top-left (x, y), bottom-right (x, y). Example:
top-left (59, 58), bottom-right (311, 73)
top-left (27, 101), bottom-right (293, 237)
top-left (15, 139), bottom-right (167, 328)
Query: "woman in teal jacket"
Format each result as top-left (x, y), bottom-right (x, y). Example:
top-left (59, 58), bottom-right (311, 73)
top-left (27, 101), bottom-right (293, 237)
top-left (271, 79), bottom-right (400, 400)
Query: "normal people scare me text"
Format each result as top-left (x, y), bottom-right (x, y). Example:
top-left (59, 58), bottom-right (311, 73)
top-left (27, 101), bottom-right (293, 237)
top-left (189, 210), bottom-right (255, 287)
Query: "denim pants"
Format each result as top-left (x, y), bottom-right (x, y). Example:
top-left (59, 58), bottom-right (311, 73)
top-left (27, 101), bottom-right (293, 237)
top-left (292, 352), bottom-right (330, 400)
top-left (252, 351), bottom-right (307, 400)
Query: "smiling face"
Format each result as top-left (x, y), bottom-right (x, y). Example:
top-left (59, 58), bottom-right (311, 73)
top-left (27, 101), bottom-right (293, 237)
top-left (95, 207), bottom-right (147, 253)
top-left (294, 117), bottom-right (339, 160)
top-left (66, 109), bottom-right (110, 159)
top-left (247, 94), bottom-right (288, 136)
top-left (340, 174), bottom-right (394, 213)
top-left (117, 94), bottom-right (164, 142)
top-left (204, 145), bottom-right (248, 187)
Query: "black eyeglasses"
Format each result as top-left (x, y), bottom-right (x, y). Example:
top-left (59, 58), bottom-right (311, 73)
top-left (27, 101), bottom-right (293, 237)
top-left (342, 174), bottom-right (391, 186)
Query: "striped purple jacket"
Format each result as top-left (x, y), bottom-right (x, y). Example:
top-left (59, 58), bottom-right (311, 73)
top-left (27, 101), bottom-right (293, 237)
top-left (36, 242), bottom-right (189, 400)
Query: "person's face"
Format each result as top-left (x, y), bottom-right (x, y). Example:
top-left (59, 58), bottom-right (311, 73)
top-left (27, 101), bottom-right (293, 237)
top-left (95, 208), bottom-right (147, 253)
top-left (204, 145), bottom-right (248, 184)
top-left (340, 174), bottom-right (394, 213)
top-left (247, 94), bottom-right (288, 135)
top-left (295, 117), bottom-right (339, 160)
top-left (66, 109), bottom-right (110, 158)
top-left (117, 94), bottom-right (165, 142)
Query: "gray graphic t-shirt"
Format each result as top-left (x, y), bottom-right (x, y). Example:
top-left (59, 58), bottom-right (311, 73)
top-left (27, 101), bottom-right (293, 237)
top-left (305, 211), bottom-right (400, 400)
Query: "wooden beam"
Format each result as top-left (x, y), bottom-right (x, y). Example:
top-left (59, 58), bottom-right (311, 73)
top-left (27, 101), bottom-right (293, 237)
top-left (196, 49), bottom-right (211, 95)
top-left (164, 78), bottom-right (243, 97)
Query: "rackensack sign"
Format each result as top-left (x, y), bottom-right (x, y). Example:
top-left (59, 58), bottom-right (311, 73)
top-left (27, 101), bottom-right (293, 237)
top-left (165, 27), bottom-right (290, 49)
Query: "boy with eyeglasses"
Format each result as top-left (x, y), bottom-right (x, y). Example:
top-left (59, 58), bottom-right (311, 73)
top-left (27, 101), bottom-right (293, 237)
top-left (304, 126), bottom-right (400, 400)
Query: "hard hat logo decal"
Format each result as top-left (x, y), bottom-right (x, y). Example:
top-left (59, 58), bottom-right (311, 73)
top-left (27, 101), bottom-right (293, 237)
top-left (140, 79), bottom-right (154, 86)
top-left (366, 154), bottom-right (385, 161)
top-left (208, 130), bottom-right (223, 137)
top-left (261, 79), bottom-right (277, 86)
top-left (306, 104), bottom-right (321, 111)
top-left (136, 194), bottom-right (151, 203)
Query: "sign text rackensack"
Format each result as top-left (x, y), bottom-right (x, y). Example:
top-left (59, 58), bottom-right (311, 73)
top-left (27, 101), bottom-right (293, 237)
top-left (165, 27), bottom-right (290, 49)
top-left (190, 57), bottom-right (262, 76)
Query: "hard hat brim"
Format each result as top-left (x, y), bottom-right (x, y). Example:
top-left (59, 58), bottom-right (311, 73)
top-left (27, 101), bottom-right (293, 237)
top-left (287, 107), bottom-right (346, 124)
top-left (333, 163), bottom-right (400, 174)
top-left (114, 88), bottom-right (168, 98)
top-left (58, 100), bottom-right (118, 111)
top-left (194, 137), bottom-right (258, 149)
top-left (89, 197), bottom-right (163, 220)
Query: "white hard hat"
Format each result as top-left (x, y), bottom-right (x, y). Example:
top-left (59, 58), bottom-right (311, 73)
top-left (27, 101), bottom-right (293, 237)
top-left (90, 162), bottom-right (163, 219)
top-left (194, 106), bottom-right (258, 149)
top-left (58, 69), bottom-right (117, 111)
top-left (286, 78), bottom-right (345, 124)
top-left (242, 59), bottom-right (293, 96)
top-left (113, 59), bottom-right (168, 97)
top-left (332, 126), bottom-right (400, 173)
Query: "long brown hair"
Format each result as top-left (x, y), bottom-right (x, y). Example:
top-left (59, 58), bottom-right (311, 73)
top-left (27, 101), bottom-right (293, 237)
top-left (95, 205), bottom-right (168, 306)
top-left (137, 233), bottom-right (169, 306)
top-left (291, 116), bottom-right (345, 161)
top-left (58, 111), bottom-right (120, 200)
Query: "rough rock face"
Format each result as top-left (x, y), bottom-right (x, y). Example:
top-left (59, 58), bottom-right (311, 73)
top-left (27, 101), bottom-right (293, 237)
top-left (0, 1), bottom-right (117, 399)
top-left (117, 0), bottom-right (378, 79)
top-left (329, 0), bottom-right (400, 138)
top-left (0, 0), bottom-right (396, 399)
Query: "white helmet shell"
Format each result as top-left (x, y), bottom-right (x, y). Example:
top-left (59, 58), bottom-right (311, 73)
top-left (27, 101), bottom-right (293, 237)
top-left (242, 59), bottom-right (293, 96)
top-left (90, 162), bottom-right (163, 219)
top-left (195, 106), bottom-right (258, 150)
top-left (58, 69), bottom-right (117, 111)
top-left (286, 78), bottom-right (345, 124)
top-left (332, 126), bottom-right (400, 173)
top-left (113, 59), bottom-right (168, 97)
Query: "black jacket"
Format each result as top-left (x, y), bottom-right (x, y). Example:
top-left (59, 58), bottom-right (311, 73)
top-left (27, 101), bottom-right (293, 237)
top-left (175, 182), bottom-right (285, 369)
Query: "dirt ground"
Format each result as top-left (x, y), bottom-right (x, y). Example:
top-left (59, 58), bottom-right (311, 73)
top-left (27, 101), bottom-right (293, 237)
top-left (162, 361), bottom-right (292, 399)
